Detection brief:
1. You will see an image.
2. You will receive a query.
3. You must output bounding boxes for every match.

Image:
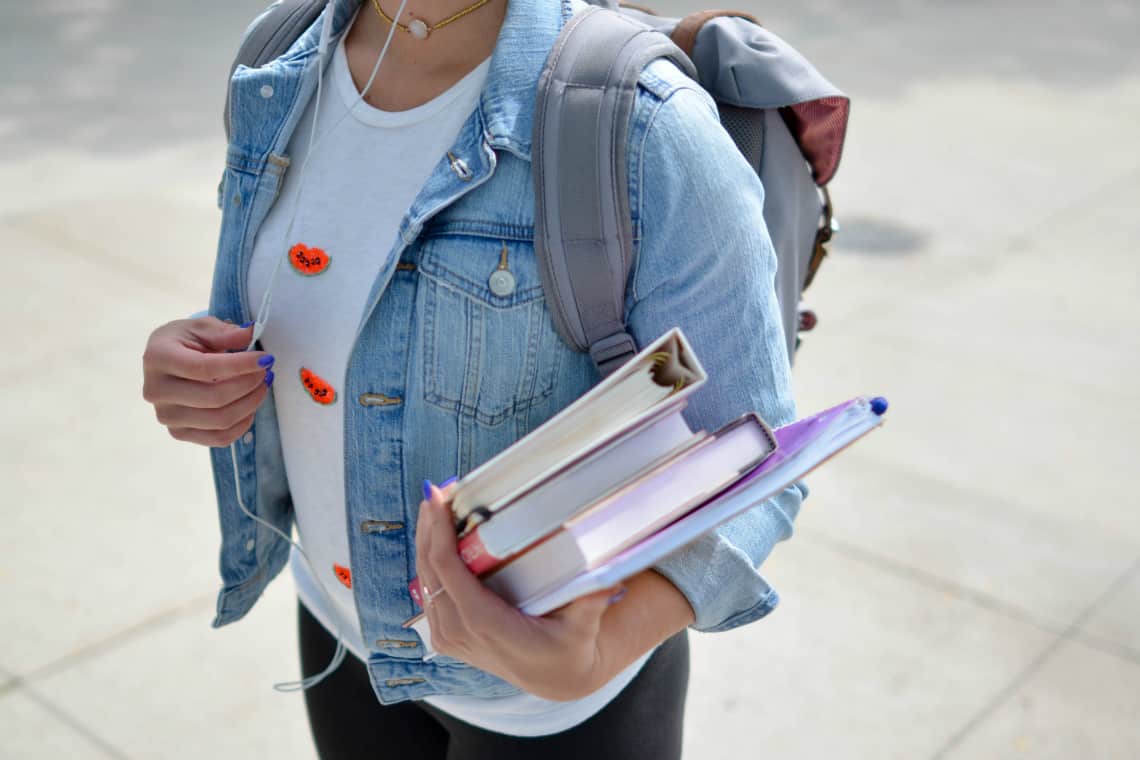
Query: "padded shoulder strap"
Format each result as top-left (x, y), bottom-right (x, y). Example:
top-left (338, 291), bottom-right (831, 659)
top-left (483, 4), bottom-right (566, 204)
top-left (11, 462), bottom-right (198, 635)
top-left (224, 0), bottom-right (325, 141)
top-left (533, 6), bottom-right (696, 378)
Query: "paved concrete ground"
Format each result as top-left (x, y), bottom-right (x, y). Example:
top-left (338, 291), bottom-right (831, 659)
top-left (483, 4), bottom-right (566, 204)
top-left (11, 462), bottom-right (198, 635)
top-left (3, 1), bottom-right (1138, 758)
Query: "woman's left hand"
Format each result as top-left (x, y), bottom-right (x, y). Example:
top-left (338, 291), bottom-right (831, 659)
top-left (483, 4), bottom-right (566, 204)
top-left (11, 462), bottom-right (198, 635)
top-left (415, 481), bottom-right (624, 701)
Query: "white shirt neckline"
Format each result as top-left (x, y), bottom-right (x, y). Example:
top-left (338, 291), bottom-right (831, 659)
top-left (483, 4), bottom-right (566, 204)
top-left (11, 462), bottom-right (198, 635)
top-left (333, 35), bottom-right (492, 128)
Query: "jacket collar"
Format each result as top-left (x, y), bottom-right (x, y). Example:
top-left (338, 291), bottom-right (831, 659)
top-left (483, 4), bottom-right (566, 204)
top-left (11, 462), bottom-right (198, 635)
top-left (321, 0), bottom-right (574, 162)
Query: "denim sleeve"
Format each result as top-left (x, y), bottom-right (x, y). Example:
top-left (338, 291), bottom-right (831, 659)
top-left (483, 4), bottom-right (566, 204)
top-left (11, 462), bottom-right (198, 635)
top-left (626, 82), bottom-right (808, 633)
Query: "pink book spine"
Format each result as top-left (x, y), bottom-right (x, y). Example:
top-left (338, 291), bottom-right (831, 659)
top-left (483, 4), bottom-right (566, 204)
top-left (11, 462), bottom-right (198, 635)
top-left (407, 529), bottom-right (503, 609)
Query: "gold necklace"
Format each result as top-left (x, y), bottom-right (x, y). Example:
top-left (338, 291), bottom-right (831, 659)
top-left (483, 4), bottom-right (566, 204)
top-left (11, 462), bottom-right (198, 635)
top-left (370, 0), bottom-right (494, 40)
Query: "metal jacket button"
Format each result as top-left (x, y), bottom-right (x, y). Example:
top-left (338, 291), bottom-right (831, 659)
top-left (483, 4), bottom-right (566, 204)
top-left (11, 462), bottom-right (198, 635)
top-left (375, 639), bottom-right (419, 649)
top-left (360, 520), bottom-right (404, 534)
top-left (488, 243), bottom-right (516, 296)
top-left (447, 151), bottom-right (473, 181)
top-left (359, 393), bottom-right (401, 407)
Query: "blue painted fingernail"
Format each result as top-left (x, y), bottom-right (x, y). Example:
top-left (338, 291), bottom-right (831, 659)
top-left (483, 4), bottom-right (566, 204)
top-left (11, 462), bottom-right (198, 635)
top-left (258, 354), bottom-right (275, 368)
top-left (440, 476), bottom-right (458, 487)
top-left (264, 370), bottom-right (275, 387)
top-left (870, 396), bottom-right (888, 416)
top-left (239, 320), bottom-right (255, 328)
top-left (423, 479), bottom-right (434, 501)
top-left (608, 587), bottom-right (628, 605)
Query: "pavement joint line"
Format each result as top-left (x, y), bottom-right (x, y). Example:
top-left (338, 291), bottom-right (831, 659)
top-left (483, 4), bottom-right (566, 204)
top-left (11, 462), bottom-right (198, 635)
top-left (929, 555), bottom-right (1140, 760)
top-left (0, 674), bottom-right (22, 698)
top-left (1067, 550), bottom-right (1140, 667)
top-left (1071, 631), bottom-right (1140, 669)
top-left (23, 592), bottom-right (215, 685)
top-left (802, 532), bottom-right (1065, 638)
top-left (7, 214), bottom-right (202, 301)
top-left (21, 683), bottom-right (131, 760)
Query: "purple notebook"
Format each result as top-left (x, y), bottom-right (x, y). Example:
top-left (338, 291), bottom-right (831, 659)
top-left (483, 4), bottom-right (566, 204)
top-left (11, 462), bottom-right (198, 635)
top-left (517, 395), bottom-right (888, 615)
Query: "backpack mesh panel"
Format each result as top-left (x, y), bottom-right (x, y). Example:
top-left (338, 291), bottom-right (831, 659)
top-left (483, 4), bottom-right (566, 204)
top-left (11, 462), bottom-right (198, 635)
top-left (717, 104), bottom-right (765, 172)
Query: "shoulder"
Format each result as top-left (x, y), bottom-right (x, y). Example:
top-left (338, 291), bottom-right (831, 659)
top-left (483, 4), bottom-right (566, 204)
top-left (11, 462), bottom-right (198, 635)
top-left (628, 58), bottom-right (747, 198)
top-left (626, 56), bottom-right (764, 230)
top-left (631, 58), bottom-right (720, 138)
top-left (637, 57), bottom-right (716, 111)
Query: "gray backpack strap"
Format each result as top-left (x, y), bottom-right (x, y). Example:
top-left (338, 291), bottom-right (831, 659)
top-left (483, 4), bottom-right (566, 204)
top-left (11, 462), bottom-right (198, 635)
top-left (533, 6), bottom-right (696, 378)
top-left (224, 0), bottom-right (324, 141)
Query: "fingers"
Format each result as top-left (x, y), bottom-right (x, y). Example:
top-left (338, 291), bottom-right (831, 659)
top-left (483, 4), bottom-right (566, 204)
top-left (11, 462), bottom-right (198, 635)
top-left (158, 342), bottom-right (272, 384)
top-left (143, 318), bottom-right (271, 385)
top-left (416, 482), bottom-right (515, 656)
top-left (189, 317), bottom-right (260, 353)
top-left (146, 364), bottom-right (270, 410)
top-left (415, 483), bottom-right (464, 650)
top-left (168, 410), bottom-right (257, 448)
top-left (154, 376), bottom-right (270, 430)
top-left (143, 317), bottom-right (276, 448)
top-left (421, 483), bottom-right (510, 621)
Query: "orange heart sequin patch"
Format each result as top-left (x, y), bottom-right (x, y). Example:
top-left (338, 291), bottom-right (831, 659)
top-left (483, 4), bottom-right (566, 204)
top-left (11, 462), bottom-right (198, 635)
top-left (300, 367), bottom-right (337, 405)
top-left (333, 564), bottom-right (352, 589)
top-left (289, 243), bottom-right (330, 275)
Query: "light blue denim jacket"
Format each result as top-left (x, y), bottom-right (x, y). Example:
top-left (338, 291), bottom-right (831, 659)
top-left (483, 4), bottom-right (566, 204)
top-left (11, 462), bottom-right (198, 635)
top-left (208, 0), bottom-right (806, 704)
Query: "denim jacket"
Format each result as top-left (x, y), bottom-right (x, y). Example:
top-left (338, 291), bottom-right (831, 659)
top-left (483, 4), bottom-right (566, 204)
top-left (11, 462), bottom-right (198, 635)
top-left (208, 0), bottom-right (805, 704)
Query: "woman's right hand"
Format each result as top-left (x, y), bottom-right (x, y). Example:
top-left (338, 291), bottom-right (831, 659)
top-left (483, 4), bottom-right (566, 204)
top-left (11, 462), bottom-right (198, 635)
top-left (142, 317), bottom-right (275, 447)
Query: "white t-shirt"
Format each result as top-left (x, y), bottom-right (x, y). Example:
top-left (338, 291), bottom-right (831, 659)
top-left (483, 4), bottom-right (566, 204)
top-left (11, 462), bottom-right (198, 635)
top-left (246, 33), bottom-right (648, 737)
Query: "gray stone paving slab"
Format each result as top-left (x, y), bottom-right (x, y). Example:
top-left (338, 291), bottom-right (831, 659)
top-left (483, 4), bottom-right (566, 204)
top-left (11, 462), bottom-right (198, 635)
top-left (1079, 562), bottom-right (1140, 659)
top-left (795, 284), bottom-right (1140, 548)
top-left (798, 449), bottom-right (1138, 633)
top-left (683, 540), bottom-right (1055, 760)
top-left (32, 577), bottom-right (314, 760)
top-left (2, 223), bottom-right (189, 380)
top-left (941, 638), bottom-right (1140, 759)
top-left (732, 0), bottom-right (1140, 93)
top-left (1, 3), bottom-right (261, 155)
top-left (1, 333), bottom-right (226, 676)
top-left (0, 688), bottom-right (118, 760)
top-left (825, 165), bottom-right (1140, 397)
top-left (7, 192), bottom-right (219, 307)
top-left (0, 139), bottom-right (223, 219)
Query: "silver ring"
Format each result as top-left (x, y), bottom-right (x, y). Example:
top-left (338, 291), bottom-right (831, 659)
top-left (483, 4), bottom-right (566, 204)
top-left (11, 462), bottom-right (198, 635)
top-left (423, 584), bottom-right (447, 606)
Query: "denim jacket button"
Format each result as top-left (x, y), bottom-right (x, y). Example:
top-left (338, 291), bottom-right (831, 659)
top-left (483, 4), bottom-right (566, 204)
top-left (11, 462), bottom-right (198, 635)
top-left (447, 151), bottom-right (473, 181)
top-left (488, 269), bottom-right (516, 297)
top-left (245, 538), bottom-right (255, 552)
top-left (259, 84), bottom-right (274, 99)
top-left (241, 431), bottom-right (254, 445)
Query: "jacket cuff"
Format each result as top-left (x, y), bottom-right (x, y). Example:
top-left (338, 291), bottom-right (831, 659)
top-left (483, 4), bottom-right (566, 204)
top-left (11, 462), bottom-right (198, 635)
top-left (653, 530), bottom-right (778, 632)
top-left (652, 483), bottom-right (805, 632)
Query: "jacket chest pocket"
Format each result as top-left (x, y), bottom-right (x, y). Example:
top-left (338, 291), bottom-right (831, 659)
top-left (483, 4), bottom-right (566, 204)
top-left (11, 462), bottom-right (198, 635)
top-left (419, 234), bottom-right (563, 428)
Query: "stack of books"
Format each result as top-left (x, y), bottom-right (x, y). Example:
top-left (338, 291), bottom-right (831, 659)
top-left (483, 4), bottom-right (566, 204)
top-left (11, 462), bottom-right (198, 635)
top-left (405, 327), bottom-right (886, 641)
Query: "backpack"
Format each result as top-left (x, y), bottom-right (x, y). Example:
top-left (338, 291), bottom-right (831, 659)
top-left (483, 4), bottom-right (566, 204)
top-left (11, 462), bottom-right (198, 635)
top-left (224, 0), bottom-right (849, 376)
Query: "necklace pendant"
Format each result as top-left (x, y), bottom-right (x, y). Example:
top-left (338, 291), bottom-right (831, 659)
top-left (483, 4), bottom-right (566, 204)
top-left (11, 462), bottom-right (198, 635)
top-left (408, 18), bottom-right (430, 39)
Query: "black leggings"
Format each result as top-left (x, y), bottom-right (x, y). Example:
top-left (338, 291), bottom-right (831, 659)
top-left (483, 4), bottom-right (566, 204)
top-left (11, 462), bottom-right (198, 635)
top-left (298, 601), bottom-right (689, 759)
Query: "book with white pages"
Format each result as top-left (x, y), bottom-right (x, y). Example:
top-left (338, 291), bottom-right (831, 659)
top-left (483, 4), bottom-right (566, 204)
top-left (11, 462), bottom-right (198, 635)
top-left (516, 395), bottom-right (888, 615)
top-left (407, 396), bottom-right (888, 654)
top-left (447, 328), bottom-right (706, 533)
top-left (480, 412), bottom-right (778, 606)
top-left (455, 403), bottom-right (701, 575)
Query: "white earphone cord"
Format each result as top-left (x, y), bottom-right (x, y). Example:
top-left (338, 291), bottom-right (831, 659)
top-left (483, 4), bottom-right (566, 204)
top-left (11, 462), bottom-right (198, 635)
top-left (229, 0), bottom-right (410, 693)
